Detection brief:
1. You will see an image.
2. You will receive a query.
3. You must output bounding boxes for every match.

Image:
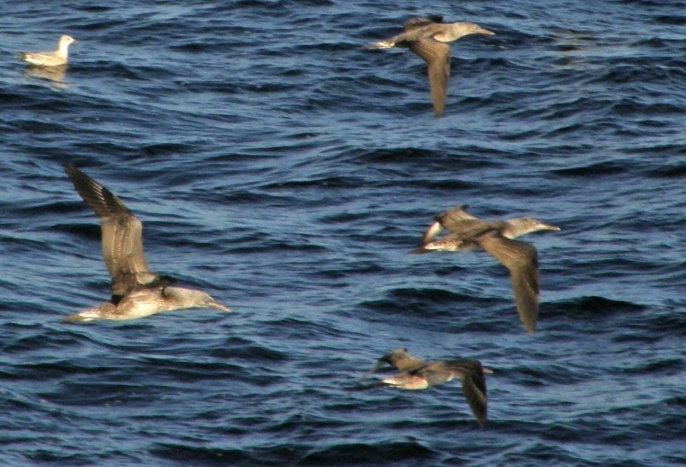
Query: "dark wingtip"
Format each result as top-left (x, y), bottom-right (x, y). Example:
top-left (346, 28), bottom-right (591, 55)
top-left (63, 163), bottom-right (88, 186)
top-left (156, 275), bottom-right (177, 287)
top-left (63, 163), bottom-right (76, 175)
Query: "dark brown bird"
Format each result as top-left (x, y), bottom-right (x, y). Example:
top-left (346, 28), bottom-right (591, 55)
top-left (412, 206), bottom-right (559, 334)
top-left (61, 164), bottom-right (230, 322)
top-left (366, 16), bottom-right (495, 117)
top-left (361, 348), bottom-right (492, 427)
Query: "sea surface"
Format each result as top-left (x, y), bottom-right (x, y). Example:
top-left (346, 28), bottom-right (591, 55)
top-left (1, 1), bottom-right (685, 466)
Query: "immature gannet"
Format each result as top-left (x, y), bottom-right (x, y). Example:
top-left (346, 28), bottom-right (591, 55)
top-left (361, 348), bottom-right (491, 427)
top-left (366, 16), bottom-right (494, 117)
top-left (19, 36), bottom-right (77, 67)
top-left (412, 206), bottom-right (559, 334)
top-left (61, 164), bottom-right (230, 323)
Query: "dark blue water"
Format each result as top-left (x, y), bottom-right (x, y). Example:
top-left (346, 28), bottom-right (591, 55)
top-left (1, 1), bottom-right (685, 465)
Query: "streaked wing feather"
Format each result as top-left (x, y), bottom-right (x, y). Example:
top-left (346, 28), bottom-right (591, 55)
top-left (409, 39), bottom-right (450, 117)
top-left (477, 235), bottom-right (539, 334)
top-left (388, 352), bottom-right (425, 372)
top-left (435, 206), bottom-right (477, 230)
top-left (456, 361), bottom-right (488, 427)
top-left (64, 165), bottom-right (152, 297)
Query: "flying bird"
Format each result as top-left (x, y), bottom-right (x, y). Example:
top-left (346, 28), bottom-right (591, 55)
top-left (61, 164), bottom-right (230, 322)
top-left (366, 16), bottom-right (494, 117)
top-left (412, 205), bottom-right (559, 334)
top-left (361, 348), bottom-right (492, 427)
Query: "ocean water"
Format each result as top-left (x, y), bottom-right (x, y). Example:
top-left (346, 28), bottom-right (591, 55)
top-left (1, 0), bottom-right (685, 465)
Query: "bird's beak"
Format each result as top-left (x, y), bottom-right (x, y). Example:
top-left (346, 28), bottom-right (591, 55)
top-left (209, 302), bottom-right (231, 312)
top-left (477, 27), bottom-right (495, 36)
top-left (538, 223), bottom-right (561, 232)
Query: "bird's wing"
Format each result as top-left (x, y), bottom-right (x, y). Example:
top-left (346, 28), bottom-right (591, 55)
top-left (416, 205), bottom-right (475, 247)
top-left (447, 360), bottom-right (488, 427)
top-left (435, 206), bottom-right (477, 230)
top-left (409, 38), bottom-right (451, 117)
top-left (360, 348), bottom-right (424, 381)
top-left (477, 235), bottom-right (539, 334)
top-left (403, 16), bottom-right (443, 32)
top-left (64, 165), bottom-right (157, 299)
top-left (388, 351), bottom-right (425, 372)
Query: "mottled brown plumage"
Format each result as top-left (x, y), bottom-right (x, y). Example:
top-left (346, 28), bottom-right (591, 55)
top-left (412, 206), bottom-right (559, 334)
top-left (361, 348), bottom-right (491, 427)
top-left (367, 17), bottom-right (494, 117)
top-left (62, 165), bottom-right (230, 322)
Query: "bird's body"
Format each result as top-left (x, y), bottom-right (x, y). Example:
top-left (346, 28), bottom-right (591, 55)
top-left (367, 17), bottom-right (494, 117)
top-left (19, 35), bottom-right (76, 67)
top-left (60, 287), bottom-right (228, 323)
top-left (61, 164), bottom-right (230, 323)
top-left (361, 348), bottom-right (491, 427)
top-left (412, 206), bottom-right (559, 334)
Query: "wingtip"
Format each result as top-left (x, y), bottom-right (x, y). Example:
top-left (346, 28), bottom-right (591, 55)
top-left (209, 302), bottom-right (231, 312)
top-left (60, 313), bottom-right (94, 324)
top-left (364, 41), bottom-right (393, 50)
top-left (522, 321), bottom-right (536, 335)
top-left (359, 360), bottom-right (384, 382)
top-left (421, 221), bottom-right (443, 245)
top-left (63, 163), bottom-right (84, 183)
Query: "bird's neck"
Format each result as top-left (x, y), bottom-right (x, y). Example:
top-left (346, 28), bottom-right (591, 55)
top-left (57, 42), bottom-right (71, 58)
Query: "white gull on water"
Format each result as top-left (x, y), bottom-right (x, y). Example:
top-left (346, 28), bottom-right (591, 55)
top-left (19, 35), bottom-right (77, 67)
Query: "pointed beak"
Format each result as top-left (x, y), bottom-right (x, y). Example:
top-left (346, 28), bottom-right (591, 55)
top-left (538, 223), bottom-right (561, 232)
top-left (477, 27), bottom-right (495, 36)
top-left (209, 302), bottom-right (231, 312)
